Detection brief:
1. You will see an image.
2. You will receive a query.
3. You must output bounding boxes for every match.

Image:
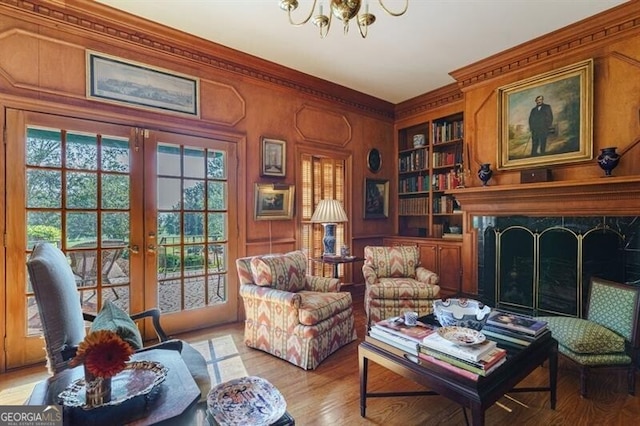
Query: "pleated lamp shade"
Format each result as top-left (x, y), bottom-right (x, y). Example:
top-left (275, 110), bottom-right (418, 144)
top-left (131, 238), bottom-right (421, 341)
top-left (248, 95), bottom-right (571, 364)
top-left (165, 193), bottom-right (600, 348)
top-left (310, 199), bottom-right (348, 224)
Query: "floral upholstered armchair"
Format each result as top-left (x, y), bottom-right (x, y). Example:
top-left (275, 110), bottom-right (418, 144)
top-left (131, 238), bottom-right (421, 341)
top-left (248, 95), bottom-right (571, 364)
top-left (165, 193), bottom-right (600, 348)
top-left (236, 250), bottom-right (357, 370)
top-left (363, 246), bottom-right (440, 327)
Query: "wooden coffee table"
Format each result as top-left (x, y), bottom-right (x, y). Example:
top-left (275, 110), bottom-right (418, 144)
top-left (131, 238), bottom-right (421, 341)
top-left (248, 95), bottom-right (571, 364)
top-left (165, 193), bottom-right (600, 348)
top-left (359, 335), bottom-right (557, 426)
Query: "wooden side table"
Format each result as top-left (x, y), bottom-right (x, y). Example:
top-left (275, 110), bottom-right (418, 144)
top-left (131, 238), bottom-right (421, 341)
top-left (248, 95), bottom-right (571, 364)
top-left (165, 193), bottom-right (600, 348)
top-left (313, 256), bottom-right (364, 279)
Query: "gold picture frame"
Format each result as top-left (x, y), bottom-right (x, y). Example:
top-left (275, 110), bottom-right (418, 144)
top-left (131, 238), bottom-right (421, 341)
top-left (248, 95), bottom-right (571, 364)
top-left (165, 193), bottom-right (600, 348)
top-left (254, 183), bottom-right (295, 221)
top-left (364, 178), bottom-right (389, 219)
top-left (497, 59), bottom-right (593, 170)
top-left (261, 137), bottom-right (286, 177)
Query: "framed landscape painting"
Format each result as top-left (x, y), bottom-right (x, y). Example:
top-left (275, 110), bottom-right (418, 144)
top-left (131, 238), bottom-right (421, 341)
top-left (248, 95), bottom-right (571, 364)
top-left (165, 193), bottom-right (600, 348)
top-left (254, 183), bottom-right (294, 221)
top-left (497, 59), bottom-right (593, 170)
top-left (87, 51), bottom-right (199, 116)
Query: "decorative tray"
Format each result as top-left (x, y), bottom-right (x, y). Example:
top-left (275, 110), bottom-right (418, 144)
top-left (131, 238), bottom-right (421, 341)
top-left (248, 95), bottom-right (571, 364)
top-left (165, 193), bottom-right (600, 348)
top-left (58, 360), bottom-right (168, 410)
top-left (207, 376), bottom-right (286, 426)
top-left (437, 326), bottom-right (486, 346)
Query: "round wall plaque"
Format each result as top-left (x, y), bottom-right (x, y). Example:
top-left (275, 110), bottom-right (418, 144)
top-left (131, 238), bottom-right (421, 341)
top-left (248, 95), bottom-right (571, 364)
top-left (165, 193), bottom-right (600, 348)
top-left (367, 148), bottom-right (382, 173)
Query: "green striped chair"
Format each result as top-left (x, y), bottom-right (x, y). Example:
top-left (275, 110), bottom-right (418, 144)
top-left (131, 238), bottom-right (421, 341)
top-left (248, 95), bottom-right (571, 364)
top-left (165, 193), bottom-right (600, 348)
top-left (538, 277), bottom-right (640, 398)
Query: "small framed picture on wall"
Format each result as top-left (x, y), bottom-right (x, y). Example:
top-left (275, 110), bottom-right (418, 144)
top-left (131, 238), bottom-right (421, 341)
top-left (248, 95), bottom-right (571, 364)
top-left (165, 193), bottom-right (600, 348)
top-left (261, 137), bottom-right (286, 177)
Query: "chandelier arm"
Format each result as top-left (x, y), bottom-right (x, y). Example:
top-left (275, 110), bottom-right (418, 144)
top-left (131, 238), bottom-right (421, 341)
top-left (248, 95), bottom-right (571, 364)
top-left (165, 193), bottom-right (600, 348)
top-left (287, 0), bottom-right (318, 26)
top-left (378, 0), bottom-right (409, 17)
top-left (357, 18), bottom-right (368, 38)
top-left (320, 12), bottom-right (332, 38)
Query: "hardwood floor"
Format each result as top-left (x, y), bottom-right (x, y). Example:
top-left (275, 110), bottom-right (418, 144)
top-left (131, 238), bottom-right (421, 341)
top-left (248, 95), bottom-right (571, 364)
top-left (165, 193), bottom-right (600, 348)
top-left (2, 285), bottom-right (639, 425)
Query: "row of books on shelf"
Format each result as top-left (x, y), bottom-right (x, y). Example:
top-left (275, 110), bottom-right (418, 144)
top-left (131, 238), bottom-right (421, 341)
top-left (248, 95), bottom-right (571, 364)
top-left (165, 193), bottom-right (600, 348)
top-left (399, 175), bottom-right (429, 193)
top-left (481, 310), bottom-right (550, 346)
top-left (432, 151), bottom-right (462, 167)
top-left (432, 171), bottom-right (463, 191)
top-left (368, 317), bottom-right (507, 380)
top-left (399, 148), bottom-right (428, 172)
top-left (432, 120), bottom-right (464, 144)
top-left (433, 195), bottom-right (461, 214)
top-left (398, 196), bottom-right (429, 215)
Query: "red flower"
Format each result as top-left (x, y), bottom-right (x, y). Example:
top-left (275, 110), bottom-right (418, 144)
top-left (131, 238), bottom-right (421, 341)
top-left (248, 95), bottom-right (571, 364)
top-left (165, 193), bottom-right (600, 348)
top-left (70, 330), bottom-right (134, 378)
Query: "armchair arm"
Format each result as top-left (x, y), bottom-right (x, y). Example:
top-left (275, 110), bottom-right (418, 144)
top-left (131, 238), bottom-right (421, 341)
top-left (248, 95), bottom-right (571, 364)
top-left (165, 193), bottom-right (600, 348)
top-left (240, 284), bottom-right (302, 308)
top-left (416, 267), bottom-right (439, 285)
top-left (305, 275), bottom-right (341, 292)
top-left (362, 263), bottom-right (379, 286)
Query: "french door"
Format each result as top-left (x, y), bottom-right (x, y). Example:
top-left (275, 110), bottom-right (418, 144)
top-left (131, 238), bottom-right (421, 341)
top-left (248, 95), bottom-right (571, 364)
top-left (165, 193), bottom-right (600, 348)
top-left (4, 109), bottom-right (237, 369)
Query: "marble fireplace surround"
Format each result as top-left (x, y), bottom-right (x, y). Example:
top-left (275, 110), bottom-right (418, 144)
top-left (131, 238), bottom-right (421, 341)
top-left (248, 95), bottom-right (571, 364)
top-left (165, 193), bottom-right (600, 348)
top-left (449, 176), bottom-right (640, 317)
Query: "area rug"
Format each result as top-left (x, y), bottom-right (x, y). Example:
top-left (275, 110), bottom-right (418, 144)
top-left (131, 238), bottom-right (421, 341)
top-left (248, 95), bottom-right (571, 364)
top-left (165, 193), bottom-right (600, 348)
top-left (189, 335), bottom-right (248, 386)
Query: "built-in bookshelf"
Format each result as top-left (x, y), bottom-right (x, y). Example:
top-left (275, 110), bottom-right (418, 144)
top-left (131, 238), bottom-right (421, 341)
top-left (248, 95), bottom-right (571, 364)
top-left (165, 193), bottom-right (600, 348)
top-left (397, 113), bottom-right (464, 238)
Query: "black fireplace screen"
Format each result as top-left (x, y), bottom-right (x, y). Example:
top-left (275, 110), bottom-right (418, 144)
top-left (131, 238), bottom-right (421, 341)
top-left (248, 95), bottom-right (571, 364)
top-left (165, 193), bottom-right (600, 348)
top-left (475, 216), bottom-right (638, 318)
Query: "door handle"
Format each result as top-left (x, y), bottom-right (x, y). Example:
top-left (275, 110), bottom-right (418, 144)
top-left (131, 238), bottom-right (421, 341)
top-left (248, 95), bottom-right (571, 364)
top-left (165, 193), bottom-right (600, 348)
top-left (127, 244), bottom-right (140, 254)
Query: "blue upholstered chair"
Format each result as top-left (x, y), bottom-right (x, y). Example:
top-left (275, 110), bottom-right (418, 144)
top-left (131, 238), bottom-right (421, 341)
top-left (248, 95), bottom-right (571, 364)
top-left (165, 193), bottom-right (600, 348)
top-left (538, 277), bottom-right (640, 397)
top-left (27, 242), bottom-right (211, 401)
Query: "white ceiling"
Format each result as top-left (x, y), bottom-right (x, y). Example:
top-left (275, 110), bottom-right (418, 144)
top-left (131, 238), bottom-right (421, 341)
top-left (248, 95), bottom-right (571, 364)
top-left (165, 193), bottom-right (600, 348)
top-left (94, 0), bottom-right (628, 104)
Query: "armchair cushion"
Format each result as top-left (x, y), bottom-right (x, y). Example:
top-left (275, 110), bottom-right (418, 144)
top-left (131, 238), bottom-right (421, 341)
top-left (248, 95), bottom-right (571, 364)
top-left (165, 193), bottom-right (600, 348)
top-left (365, 246), bottom-right (418, 278)
top-left (250, 250), bottom-right (307, 292)
top-left (90, 300), bottom-right (144, 350)
top-left (298, 291), bottom-right (353, 326)
top-left (543, 316), bottom-right (625, 354)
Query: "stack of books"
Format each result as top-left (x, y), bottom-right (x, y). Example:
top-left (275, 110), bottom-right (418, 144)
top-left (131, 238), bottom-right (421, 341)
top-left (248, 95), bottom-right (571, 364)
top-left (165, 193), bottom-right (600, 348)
top-left (368, 317), bottom-right (437, 356)
top-left (481, 310), bottom-right (550, 347)
top-left (420, 332), bottom-right (507, 378)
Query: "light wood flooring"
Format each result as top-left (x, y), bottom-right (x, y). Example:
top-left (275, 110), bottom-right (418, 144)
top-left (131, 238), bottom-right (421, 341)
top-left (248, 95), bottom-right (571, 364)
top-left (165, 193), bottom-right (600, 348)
top-left (2, 286), bottom-right (640, 425)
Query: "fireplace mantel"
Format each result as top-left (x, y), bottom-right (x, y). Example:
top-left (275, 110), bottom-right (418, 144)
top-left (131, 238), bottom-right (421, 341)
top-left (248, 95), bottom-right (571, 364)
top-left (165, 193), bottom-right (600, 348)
top-left (447, 176), bottom-right (640, 216)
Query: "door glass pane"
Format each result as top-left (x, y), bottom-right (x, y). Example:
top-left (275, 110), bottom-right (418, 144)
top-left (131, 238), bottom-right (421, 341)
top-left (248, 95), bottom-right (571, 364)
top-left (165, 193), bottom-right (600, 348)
top-left (25, 126), bottom-right (133, 334)
top-left (157, 142), bottom-right (228, 311)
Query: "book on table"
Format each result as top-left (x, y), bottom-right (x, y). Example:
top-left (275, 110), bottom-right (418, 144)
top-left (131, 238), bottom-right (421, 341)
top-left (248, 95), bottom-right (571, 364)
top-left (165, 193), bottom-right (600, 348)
top-left (486, 310), bottom-right (548, 336)
top-left (417, 352), bottom-right (480, 381)
top-left (368, 326), bottom-right (419, 356)
top-left (419, 347), bottom-right (507, 377)
top-left (418, 348), bottom-right (507, 377)
top-left (365, 335), bottom-right (483, 381)
top-left (482, 324), bottom-right (551, 347)
top-left (420, 332), bottom-right (497, 363)
top-left (372, 317), bottom-right (437, 342)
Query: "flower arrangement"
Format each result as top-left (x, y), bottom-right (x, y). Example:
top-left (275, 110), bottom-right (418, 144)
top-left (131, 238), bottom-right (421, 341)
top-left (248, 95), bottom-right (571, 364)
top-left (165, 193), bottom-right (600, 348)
top-left (70, 330), bottom-right (134, 379)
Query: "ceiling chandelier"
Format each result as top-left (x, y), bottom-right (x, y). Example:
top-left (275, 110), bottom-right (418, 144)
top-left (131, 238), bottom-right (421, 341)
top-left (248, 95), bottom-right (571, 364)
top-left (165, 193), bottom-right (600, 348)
top-left (279, 0), bottom-right (409, 39)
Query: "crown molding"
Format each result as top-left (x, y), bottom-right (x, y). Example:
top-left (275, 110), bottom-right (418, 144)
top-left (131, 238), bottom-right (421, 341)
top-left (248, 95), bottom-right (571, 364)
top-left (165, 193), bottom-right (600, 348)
top-left (0, 0), bottom-right (395, 119)
top-left (450, 0), bottom-right (640, 90)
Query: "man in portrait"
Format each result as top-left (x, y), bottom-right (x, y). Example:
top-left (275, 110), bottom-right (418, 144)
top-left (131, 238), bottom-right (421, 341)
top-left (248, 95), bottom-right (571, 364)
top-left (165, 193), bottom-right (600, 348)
top-left (528, 95), bottom-right (554, 156)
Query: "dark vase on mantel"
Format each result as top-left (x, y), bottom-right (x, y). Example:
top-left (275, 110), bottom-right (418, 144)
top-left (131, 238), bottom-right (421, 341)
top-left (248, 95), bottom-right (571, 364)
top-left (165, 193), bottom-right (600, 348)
top-left (477, 163), bottom-right (493, 186)
top-left (597, 147), bottom-right (620, 177)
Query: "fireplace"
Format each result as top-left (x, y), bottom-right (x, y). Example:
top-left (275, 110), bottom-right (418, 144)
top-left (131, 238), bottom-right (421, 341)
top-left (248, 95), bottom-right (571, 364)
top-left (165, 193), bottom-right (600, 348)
top-left (474, 215), bottom-right (639, 317)
top-left (449, 176), bottom-right (640, 318)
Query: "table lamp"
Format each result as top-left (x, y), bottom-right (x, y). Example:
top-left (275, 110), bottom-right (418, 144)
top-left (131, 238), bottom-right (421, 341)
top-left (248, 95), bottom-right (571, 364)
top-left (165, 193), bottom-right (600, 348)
top-left (310, 199), bottom-right (348, 256)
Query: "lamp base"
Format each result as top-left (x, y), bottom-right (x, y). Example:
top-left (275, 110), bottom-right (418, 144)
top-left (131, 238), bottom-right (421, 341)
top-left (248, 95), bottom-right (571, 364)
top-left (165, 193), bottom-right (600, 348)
top-left (322, 223), bottom-right (337, 256)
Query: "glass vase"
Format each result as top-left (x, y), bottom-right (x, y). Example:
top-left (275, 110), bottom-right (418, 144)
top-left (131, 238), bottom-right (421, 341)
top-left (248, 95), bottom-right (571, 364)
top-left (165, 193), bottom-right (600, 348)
top-left (84, 365), bottom-right (112, 406)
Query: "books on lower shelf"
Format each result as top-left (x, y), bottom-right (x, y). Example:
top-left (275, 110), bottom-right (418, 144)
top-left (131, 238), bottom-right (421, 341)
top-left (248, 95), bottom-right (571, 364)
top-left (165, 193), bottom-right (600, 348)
top-left (486, 310), bottom-right (548, 336)
top-left (421, 332), bottom-right (497, 363)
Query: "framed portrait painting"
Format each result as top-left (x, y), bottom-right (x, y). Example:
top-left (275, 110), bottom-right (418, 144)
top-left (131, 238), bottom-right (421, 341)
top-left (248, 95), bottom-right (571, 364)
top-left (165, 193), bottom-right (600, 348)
top-left (254, 183), bottom-right (294, 220)
top-left (364, 179), bottom-right (389, 219)
top-left (261, 137), bottom-right (286, 177)
top-left (497, 59), bottom-right (593, 170)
